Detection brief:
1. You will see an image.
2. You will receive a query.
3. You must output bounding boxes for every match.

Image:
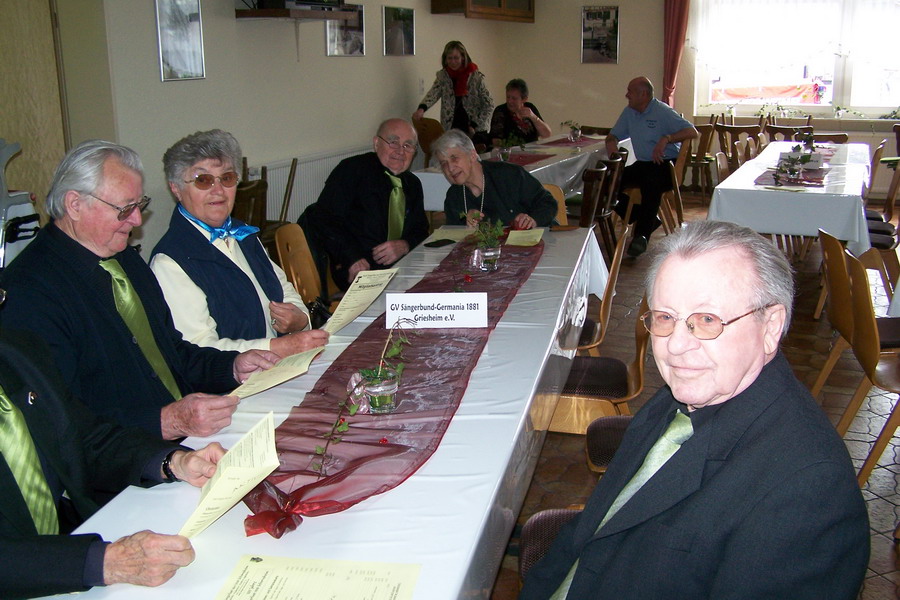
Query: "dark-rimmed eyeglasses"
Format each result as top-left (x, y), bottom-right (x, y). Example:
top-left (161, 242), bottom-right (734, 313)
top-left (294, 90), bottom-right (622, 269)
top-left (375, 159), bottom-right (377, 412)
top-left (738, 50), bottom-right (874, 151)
top-left (88, 194), bottom-right (151, 221)
top-left (183, 171), bottom-right (240, 190)
top-left (377, 135), bottom-right (418, 154)
top-left (641, 305), bottom-right (773, 340)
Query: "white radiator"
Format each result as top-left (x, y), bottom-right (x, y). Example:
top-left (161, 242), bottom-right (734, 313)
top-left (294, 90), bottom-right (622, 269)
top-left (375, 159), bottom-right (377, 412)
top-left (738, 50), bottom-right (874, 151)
top-left (257, 146), bottom-right (427, 223)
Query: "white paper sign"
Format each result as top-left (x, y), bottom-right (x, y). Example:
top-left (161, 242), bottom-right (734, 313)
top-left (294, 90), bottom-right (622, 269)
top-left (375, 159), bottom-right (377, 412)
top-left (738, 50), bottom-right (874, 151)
top-left (386, 292), bottom-right (487, 328)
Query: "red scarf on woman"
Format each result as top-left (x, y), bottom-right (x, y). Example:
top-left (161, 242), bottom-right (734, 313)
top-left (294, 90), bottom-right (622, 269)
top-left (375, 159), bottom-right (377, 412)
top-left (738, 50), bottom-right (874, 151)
top-left (446, 62), bottom-right (478, 97)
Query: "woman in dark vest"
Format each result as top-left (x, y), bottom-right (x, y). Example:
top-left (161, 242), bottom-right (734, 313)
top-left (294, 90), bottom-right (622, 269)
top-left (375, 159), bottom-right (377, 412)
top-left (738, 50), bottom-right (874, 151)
top-left (151, 129), bottom-right (328, 357)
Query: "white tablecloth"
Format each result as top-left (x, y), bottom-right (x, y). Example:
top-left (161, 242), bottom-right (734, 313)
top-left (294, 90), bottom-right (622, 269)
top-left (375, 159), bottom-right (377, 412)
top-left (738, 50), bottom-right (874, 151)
top-left (709, 143), bottom-right (871, 256)
top-left (64, 228), bottom-right (608, 600)
top-left (414, 136), bottom-right (635, 211)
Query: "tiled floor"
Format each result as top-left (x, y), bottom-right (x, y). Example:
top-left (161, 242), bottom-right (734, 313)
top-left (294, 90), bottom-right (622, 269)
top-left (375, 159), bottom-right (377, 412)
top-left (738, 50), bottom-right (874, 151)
top-left (490, 197), bottom-right (900, 599)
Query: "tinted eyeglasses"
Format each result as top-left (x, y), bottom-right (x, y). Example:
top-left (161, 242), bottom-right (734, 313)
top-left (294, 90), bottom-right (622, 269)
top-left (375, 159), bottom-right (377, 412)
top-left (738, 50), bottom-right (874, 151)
top-left (183, 171), bottom-right (240, 190)
top-left (377, 135), bottom-right (418, 154)
top-left (641, 305), bottom-right (773, 340)
top-left (88, 194), bottom-right (151, 221)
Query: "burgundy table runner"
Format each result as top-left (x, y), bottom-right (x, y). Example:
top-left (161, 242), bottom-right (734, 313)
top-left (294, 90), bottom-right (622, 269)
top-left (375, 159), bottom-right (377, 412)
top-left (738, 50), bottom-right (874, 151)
top-left (489, 152), bottom-right (550, 167)
top-left (753, 169), bottom-right (827, 188)
top-left (538, 136), bottom-right (602, 148)
top-left (243, 237), bottom-right (544, 537)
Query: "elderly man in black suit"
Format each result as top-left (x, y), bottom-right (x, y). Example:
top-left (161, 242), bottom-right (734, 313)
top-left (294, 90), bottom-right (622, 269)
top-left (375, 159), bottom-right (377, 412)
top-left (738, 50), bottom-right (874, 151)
top-left (521, 221), bottom-right (869, 599)
top-left (0, 323), bottom-right (225, 599)
top-left (0, 140), bottom-right (278, 440)
top-left (299, 118), bottom-right (430, 291)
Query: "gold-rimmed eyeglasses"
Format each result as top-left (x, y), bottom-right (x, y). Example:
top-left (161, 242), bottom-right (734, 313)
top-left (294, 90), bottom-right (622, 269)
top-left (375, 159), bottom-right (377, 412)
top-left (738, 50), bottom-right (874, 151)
top-left (377, 135), bottom-right (418, 154)
top-left (88, 194), bottom-right (151, 221)
top-left (182, 171), bottom-right (240, 190)
top-left (641, 305), bottom-right (773, 340)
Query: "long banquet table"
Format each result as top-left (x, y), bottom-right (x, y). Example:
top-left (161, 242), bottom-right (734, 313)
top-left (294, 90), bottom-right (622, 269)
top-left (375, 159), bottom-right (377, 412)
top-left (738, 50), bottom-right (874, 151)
top-left (62, 227), bottom-right (609, 600)
top-left (414, 135), bottom-right (635, 211)
top-left (708, 141), bottom-right (871, 255)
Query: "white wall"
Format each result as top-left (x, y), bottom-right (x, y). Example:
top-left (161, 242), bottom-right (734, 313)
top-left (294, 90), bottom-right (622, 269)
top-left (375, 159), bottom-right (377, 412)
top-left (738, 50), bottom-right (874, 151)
top-left (59, 0), bottom-right (666, 252)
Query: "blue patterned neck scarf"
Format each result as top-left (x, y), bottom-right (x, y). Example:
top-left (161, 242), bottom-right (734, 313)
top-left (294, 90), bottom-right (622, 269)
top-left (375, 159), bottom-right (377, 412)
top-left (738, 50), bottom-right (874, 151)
top-left (177, 203), bottom-right (259, 243)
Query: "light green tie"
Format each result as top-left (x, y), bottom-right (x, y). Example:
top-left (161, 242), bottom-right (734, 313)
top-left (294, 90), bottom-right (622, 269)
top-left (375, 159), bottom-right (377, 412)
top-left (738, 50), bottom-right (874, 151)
top-left (386, 171), bottom-right (405, 241)
top-left (98, 258), bottom-right (181, 401)
top-left (550, 411), bottom-right (693, 599)
top-left (0, 385), bottom-right (58, 535)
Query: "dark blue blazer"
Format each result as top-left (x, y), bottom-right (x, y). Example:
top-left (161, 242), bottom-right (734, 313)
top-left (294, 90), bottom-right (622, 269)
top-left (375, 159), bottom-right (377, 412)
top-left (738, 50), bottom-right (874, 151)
top-left (521, 353), bottom-right (869, 600)
top-left (0, 223), bottom-right (238, 437)
top-left (151, 207), bottom-right (283, 341)
top-left (0, 330), bottom-right (177, 599)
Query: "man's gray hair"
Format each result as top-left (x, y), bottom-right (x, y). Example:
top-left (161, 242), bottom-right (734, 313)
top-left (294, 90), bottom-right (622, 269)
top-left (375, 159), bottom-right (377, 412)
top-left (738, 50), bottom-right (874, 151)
top-left (46, 140), bottom-right (144, 220)
top-left (645, 221), bottom-right (795, 336)
top-left (432, 129), bottom-right (476, 159)
top-left (163, 129), bottom-right (242, 189)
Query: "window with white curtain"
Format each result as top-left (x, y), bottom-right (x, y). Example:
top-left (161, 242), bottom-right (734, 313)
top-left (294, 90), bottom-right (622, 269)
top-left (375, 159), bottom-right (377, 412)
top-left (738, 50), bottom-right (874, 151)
top-left (694, 0), bottom-right (899, 115)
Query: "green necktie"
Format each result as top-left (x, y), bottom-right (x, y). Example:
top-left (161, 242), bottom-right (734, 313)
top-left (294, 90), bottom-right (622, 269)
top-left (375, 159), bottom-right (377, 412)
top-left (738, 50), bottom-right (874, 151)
top-left (550, 410), bottom-right (693, 599)
top-left (386, 171), bottom-right (406, 241)
top-left (0, 385), bottom-right (58, 535)
top-left (98, 258), bottom-right (181, 401)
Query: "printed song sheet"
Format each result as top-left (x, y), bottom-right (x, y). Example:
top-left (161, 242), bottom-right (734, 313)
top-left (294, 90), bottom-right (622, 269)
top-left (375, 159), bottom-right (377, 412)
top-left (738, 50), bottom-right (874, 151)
top-left (322, 268), bottom-right (398, 334)
top-left (430, 226), bottom-right (473, 241)
top-left (216, 555), bottom-right (420, 600)
top-left (233, 346), bottom-right (325, 398)
top-left (179, 413), bottom-right (279, 538)
top-left (506, 229), bottom-right (544, 246)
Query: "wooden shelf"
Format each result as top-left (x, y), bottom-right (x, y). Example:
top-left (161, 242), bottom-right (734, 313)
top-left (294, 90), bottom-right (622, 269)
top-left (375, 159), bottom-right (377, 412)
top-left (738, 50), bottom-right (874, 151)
top-left (235, 8), bottom-right (355, 21)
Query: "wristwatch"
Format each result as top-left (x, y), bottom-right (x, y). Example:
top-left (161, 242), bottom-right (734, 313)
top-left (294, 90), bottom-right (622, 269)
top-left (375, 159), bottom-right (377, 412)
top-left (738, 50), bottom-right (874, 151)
top-left (161, 450), bottom-right (181, 483)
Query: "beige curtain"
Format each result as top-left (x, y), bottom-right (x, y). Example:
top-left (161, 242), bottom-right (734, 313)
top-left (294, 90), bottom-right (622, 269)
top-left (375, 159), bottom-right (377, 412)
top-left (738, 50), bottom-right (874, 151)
top-left (0, 0), bottom-right (65, 219)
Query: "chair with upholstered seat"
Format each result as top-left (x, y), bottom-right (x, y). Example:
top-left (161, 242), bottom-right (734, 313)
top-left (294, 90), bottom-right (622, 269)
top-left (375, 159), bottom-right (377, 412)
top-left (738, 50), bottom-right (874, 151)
top-left (413, 117), bottom-right (444, 168)
top-left (864, 140), bottom-right (888, 222)
top-left (275, 223), bottom-right (340, 312)
top-left (519, 508), bottom-right (582, 583)
top-left (593, 153), bottom-right (625, 261)
top-left (576, 225), bottom-right (629, 356)
top-left (585, 414), bottom-right (633, 473)
top-left (548, 297), bottom-right (650, 434)
top-left (867, 167), bottom-right (900, 251)
top-left (839, 250), bottom-right (900, 486)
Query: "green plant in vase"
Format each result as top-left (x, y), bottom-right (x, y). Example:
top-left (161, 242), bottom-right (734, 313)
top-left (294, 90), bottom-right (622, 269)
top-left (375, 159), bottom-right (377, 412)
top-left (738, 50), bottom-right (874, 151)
top-left (472, 218), bottom-right (504, 271)
top-left (498, 133), bottom-right (525, 161)
top-left (560, 120), bottom-right (581, 141)
top-left (773, 145), bottom-right (812, 185)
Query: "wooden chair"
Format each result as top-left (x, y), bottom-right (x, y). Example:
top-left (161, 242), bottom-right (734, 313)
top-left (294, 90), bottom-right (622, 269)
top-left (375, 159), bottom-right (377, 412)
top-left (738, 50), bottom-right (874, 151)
top-left (413, 117), bottom-right (444, 167)
top-left (732, 139), bottom-right (746, 170)
top-left (544, 183), bottom-right (567, 226)
top-left (894, 123), bottom-right (900, 155)
top-left (686, 120), bottom-right (717, 204)
top-left (744, 135), bottom-right (758, 161)
top-left (231, 178), bottom-right (268, 230)
top-left (577, 163), bottom-right (608, 229)
top-left (274, 223), bottom-right (339, 311)
top-left (799, 132), bottom-right (849, 144)
top-left (260, 157), bottom-right (299, 257)
top-left (868, 167), bottom-right (900, 251)
top-left (548, 297), bottom-right (650, 434)
top-left (714, 151), bottom-right (730, 186)
top-left (621, 141), bottom-right (690, 236)
top-left (659, 143), bottom-right (691, 232)
top-left (577, 224), bottom-right (629, 355)
top-left (585, 414), bottom-right (632, 473)
top-left (715, 123), bottom-right (761, 172)
top-left (765, 124), bottom-right (810, 143)
top-left (841, 250), bottom-right (900, 486)
top-left (595, 153), bottom-right (625, 261)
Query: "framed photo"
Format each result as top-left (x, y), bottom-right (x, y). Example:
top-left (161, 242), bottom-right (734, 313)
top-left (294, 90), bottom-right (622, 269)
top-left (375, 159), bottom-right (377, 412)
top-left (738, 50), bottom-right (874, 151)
top-left (155, 0), bottom-right (205, 81)
top-left (383, 6), bottom-right (415, 56)
top-left (326, 4), bottom-right (365, 57)
top-left (581, 6), bottom-right (619, 64)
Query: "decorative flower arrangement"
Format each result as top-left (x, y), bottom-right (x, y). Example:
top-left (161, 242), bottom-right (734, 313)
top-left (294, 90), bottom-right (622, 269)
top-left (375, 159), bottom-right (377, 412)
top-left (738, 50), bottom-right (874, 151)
top-left (311, 318), bottom-right (414, 476)
top-left (561, 120), bottom-right (582, 142)
top-left (499, 133), bottom-right (526, 151)
top-left (473, 218), bottom-right (504, 249)
top-left (773, 144), bottom-right (813, 185)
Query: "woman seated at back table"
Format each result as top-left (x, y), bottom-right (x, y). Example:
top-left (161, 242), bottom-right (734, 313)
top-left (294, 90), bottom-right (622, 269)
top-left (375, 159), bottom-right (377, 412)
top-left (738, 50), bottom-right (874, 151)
top-left (151, 129), bottom-right (329, 356)
top-left (434, 129), bottom-right (557, 229)
top-left (489, 78), bottom-right (552, 148)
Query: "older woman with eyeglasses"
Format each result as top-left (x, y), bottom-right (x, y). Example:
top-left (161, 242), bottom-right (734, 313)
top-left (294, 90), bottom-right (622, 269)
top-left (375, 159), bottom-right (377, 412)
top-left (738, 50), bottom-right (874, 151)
top-left (433, 129), bottom-right (557, 229)
top-left (151, 129), bottom-right (328, 357)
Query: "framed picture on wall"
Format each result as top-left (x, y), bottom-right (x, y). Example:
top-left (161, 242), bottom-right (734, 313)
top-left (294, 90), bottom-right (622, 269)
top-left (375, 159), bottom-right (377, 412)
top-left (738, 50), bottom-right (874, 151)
top-left (326, 4), bottom-right (365, 56)
top-left (155, 0), bottom-right (206, 81)
top-left (581, 6), bottom-right (619, 64)
top-left (383, 6), bottom-right (415, 56)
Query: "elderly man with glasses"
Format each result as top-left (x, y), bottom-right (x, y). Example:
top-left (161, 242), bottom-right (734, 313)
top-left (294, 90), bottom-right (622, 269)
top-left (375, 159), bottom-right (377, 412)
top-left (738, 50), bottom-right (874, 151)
top-left (299, 118), bottom-right (429, 290)
top-left (521, 221), bottom-right (869, 600)
top-left (0, 140), bottom-right (278, 442)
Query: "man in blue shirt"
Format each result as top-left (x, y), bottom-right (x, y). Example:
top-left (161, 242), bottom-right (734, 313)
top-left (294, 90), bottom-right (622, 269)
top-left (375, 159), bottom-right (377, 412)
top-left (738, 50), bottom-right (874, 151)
top-left (605, 76), bottom-right (698, 257)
